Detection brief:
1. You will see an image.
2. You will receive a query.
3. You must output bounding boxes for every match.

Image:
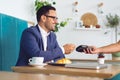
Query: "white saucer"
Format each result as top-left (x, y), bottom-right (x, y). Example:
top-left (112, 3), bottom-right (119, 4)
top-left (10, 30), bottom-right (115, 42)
top-left (28, 63), bottom-right (47, 67)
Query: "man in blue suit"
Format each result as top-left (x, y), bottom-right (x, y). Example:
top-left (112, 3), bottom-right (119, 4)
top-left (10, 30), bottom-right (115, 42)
top-left (16, 5), bottom-right (75, 66)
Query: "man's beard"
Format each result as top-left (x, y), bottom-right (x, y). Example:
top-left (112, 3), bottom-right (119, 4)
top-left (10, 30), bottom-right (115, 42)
top-left (51, 26), bottom-right (55, 32)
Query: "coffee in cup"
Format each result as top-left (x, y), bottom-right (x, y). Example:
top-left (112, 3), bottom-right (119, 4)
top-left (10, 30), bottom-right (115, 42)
top-left (29, 57), bottom-right (44, 64)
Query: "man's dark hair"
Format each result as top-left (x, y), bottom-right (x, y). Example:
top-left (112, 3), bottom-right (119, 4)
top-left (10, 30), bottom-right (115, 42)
top-left (36, 5), bottom-right (56, 22)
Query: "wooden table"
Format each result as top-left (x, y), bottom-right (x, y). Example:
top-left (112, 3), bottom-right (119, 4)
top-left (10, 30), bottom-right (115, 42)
top-left (0, 71), bottom-right (102, 80)
top-left (12, 63), bottom-right (120, 79)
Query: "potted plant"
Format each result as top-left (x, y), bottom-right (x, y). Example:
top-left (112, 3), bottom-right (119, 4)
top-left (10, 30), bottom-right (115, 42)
top-left (106, 14), bottom-right (120, 60)
top-left (106, 14), bottom-right (120, 28)
top-left (35, 0), bottom-right (56, 11)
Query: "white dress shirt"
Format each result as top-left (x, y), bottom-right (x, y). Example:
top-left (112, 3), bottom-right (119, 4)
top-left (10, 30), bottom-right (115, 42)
top-left (38, 24), bottom-right (65, 53)
top-left (38, 25), bottom-right (49, 51)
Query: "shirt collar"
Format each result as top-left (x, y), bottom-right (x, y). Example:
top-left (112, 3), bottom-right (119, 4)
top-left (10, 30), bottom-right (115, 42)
top-left (38, 24), bottom-right (50, 37)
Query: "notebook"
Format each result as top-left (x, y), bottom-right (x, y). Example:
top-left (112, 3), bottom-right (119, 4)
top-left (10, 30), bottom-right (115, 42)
top-left (65, 63), bottom-right (108, 70)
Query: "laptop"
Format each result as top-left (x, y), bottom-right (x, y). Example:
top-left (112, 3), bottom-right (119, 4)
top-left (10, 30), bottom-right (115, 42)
top-left (65, 62), bottom-right (108, 70)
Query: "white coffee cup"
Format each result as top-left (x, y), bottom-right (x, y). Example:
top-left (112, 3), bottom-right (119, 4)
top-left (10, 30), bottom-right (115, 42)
top-left (98, 58), bottom-right (105, 64)
top-left (29, 57), bottom-right (44, 64)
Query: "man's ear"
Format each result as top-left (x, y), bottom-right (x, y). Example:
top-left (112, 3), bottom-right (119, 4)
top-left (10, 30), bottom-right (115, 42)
top-left (41, 15), bottom-right (46, 22)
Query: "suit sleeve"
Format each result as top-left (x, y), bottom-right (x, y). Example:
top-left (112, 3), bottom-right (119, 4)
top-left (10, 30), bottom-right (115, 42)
top-left (20, 29), bottom-right (65, 62)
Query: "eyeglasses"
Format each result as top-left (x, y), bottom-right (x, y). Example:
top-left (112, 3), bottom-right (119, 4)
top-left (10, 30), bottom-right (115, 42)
top-left (45, 15), bottom-right (58, 20)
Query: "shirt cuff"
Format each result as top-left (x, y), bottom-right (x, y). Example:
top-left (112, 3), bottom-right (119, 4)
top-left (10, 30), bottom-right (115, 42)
top-left (60, 46), bottom-right (65, 54)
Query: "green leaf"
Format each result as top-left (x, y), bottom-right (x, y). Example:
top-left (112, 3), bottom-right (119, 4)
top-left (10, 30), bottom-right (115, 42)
top-left (60, 21), bottom-right (67, 27)
top-left (35, 0), bottom-right (53, 12)
top-left (106, 14), bottom-right (120, 27)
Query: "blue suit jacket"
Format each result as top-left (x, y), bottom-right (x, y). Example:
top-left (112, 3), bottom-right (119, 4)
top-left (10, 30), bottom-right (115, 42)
top-left (16, 25), bottom-right (65, 66)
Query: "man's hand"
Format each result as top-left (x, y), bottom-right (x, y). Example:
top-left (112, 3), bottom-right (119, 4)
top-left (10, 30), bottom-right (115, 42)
top-left (63, 44), bottom-right (76, 54)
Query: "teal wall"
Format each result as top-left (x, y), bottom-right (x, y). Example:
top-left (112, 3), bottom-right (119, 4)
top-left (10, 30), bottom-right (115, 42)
top-left (0, 13), bottom-right (27, 71)
top-left (0, 13), bottom-right (2, 70)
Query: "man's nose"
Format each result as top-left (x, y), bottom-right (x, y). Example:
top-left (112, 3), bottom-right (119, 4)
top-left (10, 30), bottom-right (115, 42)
top-left (54, 19), bottom-right (58, 24)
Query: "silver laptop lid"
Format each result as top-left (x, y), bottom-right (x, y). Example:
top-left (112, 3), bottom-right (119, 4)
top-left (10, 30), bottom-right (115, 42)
top-left (65, 63), bottom-right (108, 70)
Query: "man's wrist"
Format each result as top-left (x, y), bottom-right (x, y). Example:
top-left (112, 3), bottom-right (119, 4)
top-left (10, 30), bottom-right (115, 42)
top-left (60, 46), bottom-right (65, 54)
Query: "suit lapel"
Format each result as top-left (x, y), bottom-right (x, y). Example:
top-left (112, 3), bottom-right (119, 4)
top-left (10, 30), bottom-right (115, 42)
top-left (47, 34), bottom-right (50, 50)
top-left (35, 25), bottom-right (44, 50)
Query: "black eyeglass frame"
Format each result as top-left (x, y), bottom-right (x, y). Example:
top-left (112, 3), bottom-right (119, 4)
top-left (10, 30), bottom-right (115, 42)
top-left (44, 15), bottom-right (58, 20)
